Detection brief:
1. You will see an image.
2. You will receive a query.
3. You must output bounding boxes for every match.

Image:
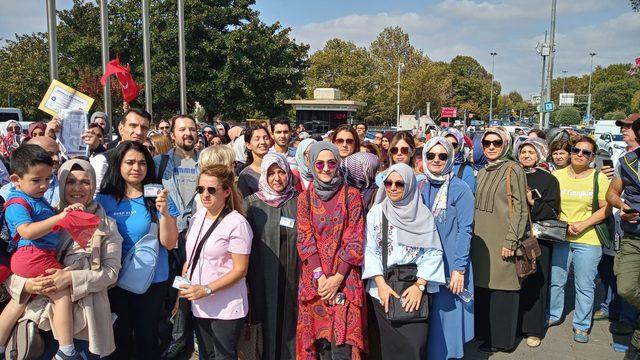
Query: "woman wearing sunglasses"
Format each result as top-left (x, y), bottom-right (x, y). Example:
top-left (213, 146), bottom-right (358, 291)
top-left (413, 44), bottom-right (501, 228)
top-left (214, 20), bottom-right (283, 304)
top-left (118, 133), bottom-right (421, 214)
top-left (296, 141), bottom-right (366, 359)
top-left (514, 137), bottom-right (560, 348)
top-left (363, 162), bottom-right (444, 359)
top-left (238, 125), bottom-right (272, 198)
top-left (548, 136), bottom-right (610, 343)
top-left (180, 164), bottom-right (252, 359)
top-left (95, 141), bottom-right (180, 359)
top-left (420, 137), bottom-right (475, 359)
top-left (441, 128), bottom-right (476, 192)
top-left (245, 153), bottom-right (299, 360)
top-left (374, 132), bottom-right (424, 203)
top-left (331, 124), bottom-right (360, 159)
top-left (471, 126), bottom-right (528, 353)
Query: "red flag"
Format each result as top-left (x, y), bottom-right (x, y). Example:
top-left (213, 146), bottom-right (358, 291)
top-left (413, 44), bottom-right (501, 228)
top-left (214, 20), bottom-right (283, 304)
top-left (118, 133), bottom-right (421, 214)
top-left (53, 211), bottom-right (101, 249)
top-left (101, 56), bottom-right (140, 103)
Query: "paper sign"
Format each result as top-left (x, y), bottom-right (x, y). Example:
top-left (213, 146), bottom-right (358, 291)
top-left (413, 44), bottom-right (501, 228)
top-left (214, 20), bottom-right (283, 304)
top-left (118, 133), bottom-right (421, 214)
top-left (57, 109), bottom-right (89, 158)
top-left (38, 79), bottom-right (95, 117)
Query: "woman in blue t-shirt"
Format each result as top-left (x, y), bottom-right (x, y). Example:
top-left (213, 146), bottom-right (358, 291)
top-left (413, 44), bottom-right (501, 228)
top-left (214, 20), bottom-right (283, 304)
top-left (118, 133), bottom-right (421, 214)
top-left (96, 140), bottom-right (179, 359)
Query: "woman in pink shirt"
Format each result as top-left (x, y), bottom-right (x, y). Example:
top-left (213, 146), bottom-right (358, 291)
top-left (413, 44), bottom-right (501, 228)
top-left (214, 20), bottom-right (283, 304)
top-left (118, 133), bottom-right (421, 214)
top-left (179, 164), bottom-right (253, 360)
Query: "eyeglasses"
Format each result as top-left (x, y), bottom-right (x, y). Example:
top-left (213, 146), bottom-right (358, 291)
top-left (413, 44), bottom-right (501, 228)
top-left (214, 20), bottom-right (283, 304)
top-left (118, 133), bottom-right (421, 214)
top-left (7, 126), bottom-right (20, 132)
top-left (384, 180), bottom-right (405, 189)
top-left (335, 138), bottom-right (355, 146)
top-left (570, 146), bottom-right (594, 158)
top-left (390, 146), bottom-right (411, 155)
top-left (196, 186), bottom-right (217, 195)
top-left (314, 160), bottom-right (338, 171)
top-left (426, 153), bottom-right (449, 161)
top-left (482, 139), bottom-right (504, 148)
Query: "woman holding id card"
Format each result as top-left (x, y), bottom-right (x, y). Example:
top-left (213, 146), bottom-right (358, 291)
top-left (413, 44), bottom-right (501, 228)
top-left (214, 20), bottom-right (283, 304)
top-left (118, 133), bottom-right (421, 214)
top-left (245, 153), bottom-right (299, 360)
top-left (180, 165), bottom-right (252, 360)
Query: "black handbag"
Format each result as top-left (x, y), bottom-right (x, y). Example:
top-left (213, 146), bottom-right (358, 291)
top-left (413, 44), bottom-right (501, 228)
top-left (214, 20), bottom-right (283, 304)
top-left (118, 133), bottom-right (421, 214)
top-left (592, 170), bottom-right (615, 248)
top-left (532, 219), bottom-right (569, 242)
top-left (381, 214), bottom-right (429, 324)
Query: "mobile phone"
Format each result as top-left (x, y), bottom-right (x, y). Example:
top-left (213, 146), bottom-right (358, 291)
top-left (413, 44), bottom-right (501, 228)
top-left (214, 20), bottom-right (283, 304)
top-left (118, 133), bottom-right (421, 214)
top-left (531, 189), bottom-right (542, 200)
top-left (622, 208), bottom-right (639, 214)
top-left (603, 159), bottom-right (613, 168)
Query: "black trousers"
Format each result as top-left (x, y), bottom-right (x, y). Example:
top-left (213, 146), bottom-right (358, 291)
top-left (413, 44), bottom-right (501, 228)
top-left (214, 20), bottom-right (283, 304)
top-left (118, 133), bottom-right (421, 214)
top-left (475, 286), bottom-right (519, 350)
top-left (193, 316), bottom-right (245, 360)
top-left (519, 240), bottom-right (552, 338)
top-left (316, 339), bottom-right (352, 360)
top-left (108, 281), bottom-right (168, 359)
top-left (371, 295), bottom-right (429, 360)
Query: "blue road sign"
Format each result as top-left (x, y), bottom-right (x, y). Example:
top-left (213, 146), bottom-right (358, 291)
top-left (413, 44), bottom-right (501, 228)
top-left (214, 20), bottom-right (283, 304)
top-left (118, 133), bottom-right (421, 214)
top-left (543, 101), bottom-right (555, 113)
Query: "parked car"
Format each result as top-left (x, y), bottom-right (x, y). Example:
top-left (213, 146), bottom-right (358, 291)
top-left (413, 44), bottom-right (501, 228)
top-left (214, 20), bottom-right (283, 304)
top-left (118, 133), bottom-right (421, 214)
top-left (596, 132), bottom-right (625, 156)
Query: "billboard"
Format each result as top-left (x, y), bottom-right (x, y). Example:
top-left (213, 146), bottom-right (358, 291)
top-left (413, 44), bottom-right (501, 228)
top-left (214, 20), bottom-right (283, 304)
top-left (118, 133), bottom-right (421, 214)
top-left (559, 93), bottom-right (575, 106)
top-left (441, 107), bottom-right (457, 118)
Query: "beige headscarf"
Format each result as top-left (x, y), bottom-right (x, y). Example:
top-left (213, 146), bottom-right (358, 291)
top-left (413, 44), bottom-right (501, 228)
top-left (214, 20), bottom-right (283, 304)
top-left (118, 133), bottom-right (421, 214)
top-left (57, 159), bottom-right (101, 214)
top-left (482, 126), bottom-right (512, 164)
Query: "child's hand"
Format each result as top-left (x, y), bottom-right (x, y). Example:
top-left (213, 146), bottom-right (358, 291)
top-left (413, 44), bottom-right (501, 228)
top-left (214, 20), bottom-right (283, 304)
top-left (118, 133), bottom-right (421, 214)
top-left (62, 203), bottom-right (85, 215)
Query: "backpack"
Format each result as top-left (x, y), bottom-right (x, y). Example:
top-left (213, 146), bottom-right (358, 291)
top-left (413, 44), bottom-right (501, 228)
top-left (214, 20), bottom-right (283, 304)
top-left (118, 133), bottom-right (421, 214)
top-left (0, 198), bottom-right (33, 284)
top-left (117, 223), bottom-right (159, 294)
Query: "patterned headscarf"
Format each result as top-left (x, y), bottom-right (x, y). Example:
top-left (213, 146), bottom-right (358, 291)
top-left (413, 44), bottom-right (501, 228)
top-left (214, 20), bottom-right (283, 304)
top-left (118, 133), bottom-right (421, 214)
top-left (440, 128), bottom-right (465, 164)
top-left (344, 152), bottom-right (380, 207)
top-left (28, 122), bottom-right (47, 138)
top-left (482, 126), bottom-right (512, 164)
top-left (516, 136), bottom-right (550, 173)
top-left (295, 138), bottom-right (317, 181)
top-left (422, 137), bottom-right (455, 223)
top-left (381, 163), bottom-right (441, 249)
top-left (256, 153), bottom-right (296, 207)
top-left (309, 141), bottom-right (343, 201)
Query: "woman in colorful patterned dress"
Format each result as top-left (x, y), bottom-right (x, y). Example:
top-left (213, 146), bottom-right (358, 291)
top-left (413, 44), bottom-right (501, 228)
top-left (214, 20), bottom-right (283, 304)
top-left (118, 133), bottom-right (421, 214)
top-left (296, 141), bottom-right (367, 359)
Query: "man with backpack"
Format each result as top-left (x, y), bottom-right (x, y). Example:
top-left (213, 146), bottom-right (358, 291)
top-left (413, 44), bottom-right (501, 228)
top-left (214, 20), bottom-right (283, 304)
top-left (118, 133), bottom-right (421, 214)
top-left (154, 114), bottom-right (200, 359)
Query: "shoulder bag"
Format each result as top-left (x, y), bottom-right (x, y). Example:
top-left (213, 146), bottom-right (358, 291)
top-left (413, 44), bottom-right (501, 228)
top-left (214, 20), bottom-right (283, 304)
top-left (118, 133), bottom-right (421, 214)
top-left (593, 170), bottom-right (615, 248)
top-left (185, 208), bottom-right (231, 281)
top-left (5, 319), bottom-right (44, 360)
top-left (381, 214), bottom-right (429, 323)
top-left (505, 163), bottom-right (541, 279)
top-left (117, 223), bottom-right (160, 294)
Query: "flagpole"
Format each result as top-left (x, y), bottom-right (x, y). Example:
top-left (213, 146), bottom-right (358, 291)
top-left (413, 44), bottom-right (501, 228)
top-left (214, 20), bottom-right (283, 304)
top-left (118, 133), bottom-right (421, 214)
top-left (178, 0), bottom-right (187, 114)
top-left (100, 0), bottom-right (112, 134)
top-left (142, 0), bottom-right (153, 116)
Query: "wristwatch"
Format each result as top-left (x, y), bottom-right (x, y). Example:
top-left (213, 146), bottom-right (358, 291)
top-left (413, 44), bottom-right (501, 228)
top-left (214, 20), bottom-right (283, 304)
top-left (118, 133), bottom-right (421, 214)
top-left (203, 285), bottom-right (213, 296)
top-left (414, 282), bottom-right (426, 292)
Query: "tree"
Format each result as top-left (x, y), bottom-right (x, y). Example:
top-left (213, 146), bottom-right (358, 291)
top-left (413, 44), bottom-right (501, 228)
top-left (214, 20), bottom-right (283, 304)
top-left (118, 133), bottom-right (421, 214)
top-left (631, 91), bottom-right (640, 114)
top-left (553, 107), bottom-right (581, 125)
top-left (449, 55), bottom-right (499, 120)
top-left (632, 0), bottom-right (640, 11)
top-left (603, 111), bottom-right (627, 120)
top-left (591, 78), bottom-right (640, 118)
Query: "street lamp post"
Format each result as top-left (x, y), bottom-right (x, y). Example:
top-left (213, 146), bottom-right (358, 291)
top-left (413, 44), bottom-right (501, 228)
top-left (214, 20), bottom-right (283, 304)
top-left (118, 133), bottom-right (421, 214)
top-left (100, 0), bottom-right (111, 129)
top-left (142, 0), bottom-right (153, 115)
top-left (396, 62), bottom-right (404, 126)
top-left (587, 52), bottom-right (596, 122)
top-left (489, 52), bottom-right (497, 122)
top-left (177, 0), bottom-right (187, 114)
top-left (46, 0), bottom-right (58, 81)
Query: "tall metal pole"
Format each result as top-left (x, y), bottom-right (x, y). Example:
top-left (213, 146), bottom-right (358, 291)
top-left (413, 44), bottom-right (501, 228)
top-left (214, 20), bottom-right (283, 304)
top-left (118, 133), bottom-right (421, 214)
top-left (539, 31), bottom-right (547, 129)
top-left (46, 0), bottom-right (58, 81)
top-left (142, 0), bottom-right (153, 116)
top-left (100, 0), bottom-right (112, 128)
top-left (489, 52), bottom-right (497, 122)
top-left (562, 70), bottom-right (568, 93)
top-left (396, 62), bottom-right (404, 126)
top-left (587, 52), bottom-right (596, 122)
top-left (543, 0), bottom-right (557, 129)
top-left (178, 0), bottom-right (187, 114)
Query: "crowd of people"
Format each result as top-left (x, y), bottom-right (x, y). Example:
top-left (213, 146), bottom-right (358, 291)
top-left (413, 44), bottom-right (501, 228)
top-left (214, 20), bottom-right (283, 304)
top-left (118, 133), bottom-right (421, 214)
top-left (0, 109), bottom-right (638, 360)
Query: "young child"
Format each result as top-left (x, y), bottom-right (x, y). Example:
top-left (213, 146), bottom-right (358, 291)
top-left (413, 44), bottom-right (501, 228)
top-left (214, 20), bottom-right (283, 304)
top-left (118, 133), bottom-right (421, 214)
top-left (0, 144), bottom-right (83, 360)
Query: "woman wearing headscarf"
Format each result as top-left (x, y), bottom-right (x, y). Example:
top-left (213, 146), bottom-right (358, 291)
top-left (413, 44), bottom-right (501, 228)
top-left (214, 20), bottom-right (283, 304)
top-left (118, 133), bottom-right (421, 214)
top-left (471, 136), bottom-right (488, 174)
top-left (441, 128), bottom-right (475, 192)
top-left (291, 138), bottom-right (317, 193)
top-left (216, 121), bottom-right (232, 144)
top-left (363, 163), bottom-right (445, 359)
top-left (471, 126), bottom-right (528, 353)
top-left (28, 122), bottom-right (47, 138)
top-left (202, 125), bottom-right (216, 147)
top-left (421, 137), bottom-right (475, 359)
top-left (296, 141), bottom-right (366, 359)
top-left (515, 137), bottom-right (560, 348)
top-left (5, 159), bottom-right (123, 358)
top-left (245, 153), bottom-right (299, 360)
top-left (343, 152), bottom-right (380, 213)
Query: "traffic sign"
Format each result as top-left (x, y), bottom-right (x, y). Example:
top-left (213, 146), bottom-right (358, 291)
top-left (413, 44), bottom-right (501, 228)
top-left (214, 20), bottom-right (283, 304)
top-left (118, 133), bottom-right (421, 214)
top-left (543, 101), bottom-right (555, 113)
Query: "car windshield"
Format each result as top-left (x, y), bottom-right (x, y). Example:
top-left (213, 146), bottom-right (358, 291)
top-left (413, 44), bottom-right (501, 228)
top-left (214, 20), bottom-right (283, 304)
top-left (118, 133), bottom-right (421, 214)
top-left (613, 134), bottom-right (624, 141)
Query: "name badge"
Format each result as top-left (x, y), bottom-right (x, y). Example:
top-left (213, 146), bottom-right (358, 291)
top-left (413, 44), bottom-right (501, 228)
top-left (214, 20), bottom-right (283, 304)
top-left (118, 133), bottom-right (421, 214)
top-left (280, 216), bottom-right (295, 228)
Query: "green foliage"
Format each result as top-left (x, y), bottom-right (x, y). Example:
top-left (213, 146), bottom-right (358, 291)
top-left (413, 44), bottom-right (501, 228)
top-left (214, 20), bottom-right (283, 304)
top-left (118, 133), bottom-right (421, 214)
top-left (631, 91), bottom-right (640, 114)
top-left (553, 107), bottom-right (582, 125)
top-left (0, 0), bottom-right (308, 121)
top-left (603, 111), bottom-right (627, 120)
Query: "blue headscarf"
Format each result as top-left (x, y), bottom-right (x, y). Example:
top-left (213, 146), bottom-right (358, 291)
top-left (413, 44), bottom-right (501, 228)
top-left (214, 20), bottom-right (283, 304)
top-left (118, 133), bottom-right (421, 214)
top-left (472, 136), bottom-right (488, 171)
top-left (440, 128), bottom-right (465, 164)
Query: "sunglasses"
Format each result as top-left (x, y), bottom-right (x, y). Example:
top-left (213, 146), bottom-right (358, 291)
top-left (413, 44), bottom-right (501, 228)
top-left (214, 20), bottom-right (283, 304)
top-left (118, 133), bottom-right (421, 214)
top-left (426, 153), bottom-right (448, 161)
top-left (196, 186), bottom-right (217, 195)
top-left (482, 139), bottom-right (504, 148)
top-left (384, 180), bottom-right (405, 189)
top-left (570, 146), bottom-right (594, 158)
top-left (314, 160), bottom-right (338, 171)
top-left (335, 138), bottom-right (355, 146)
top-left (390, 146), bottom-right (411, 155)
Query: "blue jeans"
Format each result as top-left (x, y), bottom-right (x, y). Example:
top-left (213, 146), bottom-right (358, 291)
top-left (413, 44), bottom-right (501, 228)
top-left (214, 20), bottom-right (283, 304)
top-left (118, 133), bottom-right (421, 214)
top-left (598, 253), bottom-right (639, 323)
top-left (548, 242), bottom-right (602, 332)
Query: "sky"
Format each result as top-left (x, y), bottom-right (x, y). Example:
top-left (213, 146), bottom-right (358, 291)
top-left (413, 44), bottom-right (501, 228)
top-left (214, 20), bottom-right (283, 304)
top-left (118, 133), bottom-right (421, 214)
top-left (1, 0), bottom-right (638, 100)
